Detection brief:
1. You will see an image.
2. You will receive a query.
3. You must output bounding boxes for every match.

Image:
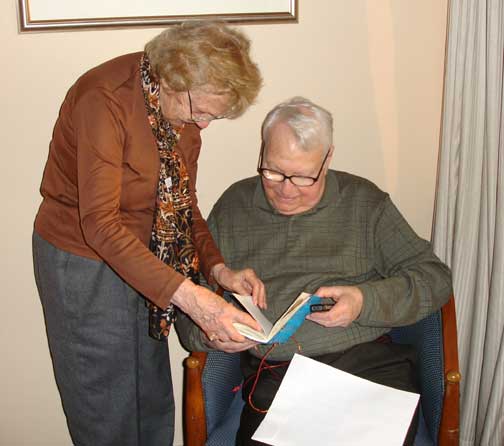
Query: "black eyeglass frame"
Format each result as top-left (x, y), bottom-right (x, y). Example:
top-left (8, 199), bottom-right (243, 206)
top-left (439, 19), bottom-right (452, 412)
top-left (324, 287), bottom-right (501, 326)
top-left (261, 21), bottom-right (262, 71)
top-left (187, 90), bottom-right (228, 123)
top-left (257, 143), bottom-right (331, 187)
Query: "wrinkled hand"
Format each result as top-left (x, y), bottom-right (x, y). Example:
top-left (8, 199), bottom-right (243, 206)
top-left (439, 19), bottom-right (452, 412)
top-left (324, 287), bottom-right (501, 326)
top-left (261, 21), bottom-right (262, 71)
top-left (211, 263), bottom-right (267, 309)
top-left (172, 279), bottom-right (262, 342)
top-left (203, 334), bottom-right (258, 353)
top-left (306, 286), bottom-right (363, 328)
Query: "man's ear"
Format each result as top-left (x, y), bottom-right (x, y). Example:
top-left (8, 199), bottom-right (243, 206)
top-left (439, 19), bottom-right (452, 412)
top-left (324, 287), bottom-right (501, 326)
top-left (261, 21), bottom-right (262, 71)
top-left (326, 145), bottom-right (335, 168)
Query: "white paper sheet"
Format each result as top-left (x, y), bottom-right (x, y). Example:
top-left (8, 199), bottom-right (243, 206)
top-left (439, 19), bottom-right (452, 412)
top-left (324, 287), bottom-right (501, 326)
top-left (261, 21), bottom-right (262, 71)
top-left (252, 354), bottom-right (420, 446)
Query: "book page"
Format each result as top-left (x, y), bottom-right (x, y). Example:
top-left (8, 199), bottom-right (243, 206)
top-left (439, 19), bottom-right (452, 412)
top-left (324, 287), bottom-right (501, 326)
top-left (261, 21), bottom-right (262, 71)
top-left (232, 322), bottom-right (268, 343)
top-left (269, 292), bottom-right (312, 338)
top-left (232, 294), bottom-right (273, 335)
top-left (232, 292), bottom-right (314, 343)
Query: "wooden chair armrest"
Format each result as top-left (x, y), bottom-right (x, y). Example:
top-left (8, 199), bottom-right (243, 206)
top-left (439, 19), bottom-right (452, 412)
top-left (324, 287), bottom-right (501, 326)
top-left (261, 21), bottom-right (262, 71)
top-left (183, 287), bottom-right (225, 445)
top-left (439, 295), bottom-right (461, 446)
top-left (184, 351), bottom-right (208, 446)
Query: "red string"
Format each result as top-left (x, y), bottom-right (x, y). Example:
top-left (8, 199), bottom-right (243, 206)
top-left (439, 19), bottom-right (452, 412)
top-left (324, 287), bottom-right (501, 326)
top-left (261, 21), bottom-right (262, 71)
top-left (245, 338), bottom-right (303, 414)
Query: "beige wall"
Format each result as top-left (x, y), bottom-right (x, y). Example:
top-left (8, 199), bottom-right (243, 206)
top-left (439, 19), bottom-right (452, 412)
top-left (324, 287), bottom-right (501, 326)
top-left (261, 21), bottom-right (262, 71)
top-left (1, 1), bottom-right (447, 445)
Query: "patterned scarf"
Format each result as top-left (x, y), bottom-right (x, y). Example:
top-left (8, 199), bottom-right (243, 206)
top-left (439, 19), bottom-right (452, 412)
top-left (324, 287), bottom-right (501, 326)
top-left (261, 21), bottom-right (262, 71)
top-left (140, 54), bottom-right (200, 341)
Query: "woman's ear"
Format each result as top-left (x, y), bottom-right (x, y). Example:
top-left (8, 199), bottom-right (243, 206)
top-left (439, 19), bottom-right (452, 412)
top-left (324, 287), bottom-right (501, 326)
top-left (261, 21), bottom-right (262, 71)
top-left (160, 79), bottom-right (176, 94)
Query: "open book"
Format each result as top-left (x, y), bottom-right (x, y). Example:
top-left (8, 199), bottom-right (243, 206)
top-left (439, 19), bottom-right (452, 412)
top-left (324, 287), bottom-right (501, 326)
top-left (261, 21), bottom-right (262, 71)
top-left (232, 292), bottom-right (323, 344)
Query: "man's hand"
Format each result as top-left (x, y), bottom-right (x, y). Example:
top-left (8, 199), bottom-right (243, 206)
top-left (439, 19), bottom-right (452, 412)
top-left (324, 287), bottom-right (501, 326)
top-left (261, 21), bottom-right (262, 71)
top-left (306, 286), bottom-right (363, 327)
top-left (211, 263), bottom-right (267, 309)
top-left (172, 279), bottom-right (262, 342)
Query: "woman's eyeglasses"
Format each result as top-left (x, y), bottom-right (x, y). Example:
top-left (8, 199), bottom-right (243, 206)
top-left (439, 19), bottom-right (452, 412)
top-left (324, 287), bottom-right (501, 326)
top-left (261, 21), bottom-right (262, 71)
top-left (187, 90), bottom-right (228, 123)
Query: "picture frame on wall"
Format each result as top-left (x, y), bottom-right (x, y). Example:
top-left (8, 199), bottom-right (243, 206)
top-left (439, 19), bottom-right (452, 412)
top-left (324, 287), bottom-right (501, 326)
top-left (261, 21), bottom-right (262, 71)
top-left (18, 0), bottom-right (298, 32)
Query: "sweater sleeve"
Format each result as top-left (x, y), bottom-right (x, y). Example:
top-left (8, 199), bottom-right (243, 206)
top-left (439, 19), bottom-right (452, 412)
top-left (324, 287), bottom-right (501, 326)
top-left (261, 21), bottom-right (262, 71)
top-left (175, 206), bottom-right (223, 351)
top-left (356, 197), bottom-right (452, 327)
top-left (175, 311), bottom-right (213, 352)
top-left (177, 125), bottom-right (225, 282)
top-left (74, 87), bottom-right (185, 309)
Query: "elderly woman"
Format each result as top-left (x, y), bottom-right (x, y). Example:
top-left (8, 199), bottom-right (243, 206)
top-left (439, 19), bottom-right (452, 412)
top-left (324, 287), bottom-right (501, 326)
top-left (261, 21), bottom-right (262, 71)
top-left (32, 22), bottom-right (264, 446)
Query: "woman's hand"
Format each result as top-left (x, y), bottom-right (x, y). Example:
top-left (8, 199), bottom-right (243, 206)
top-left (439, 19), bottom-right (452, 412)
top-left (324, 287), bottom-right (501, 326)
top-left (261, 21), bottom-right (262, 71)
top-left (172, 279), bottom-right (262, 342)
top-left (203, 333), bottom-right (258, 353)
top-left (211, 263), bottom-right (267, 309)
top-left (306, 286), bottom-right (363, 328)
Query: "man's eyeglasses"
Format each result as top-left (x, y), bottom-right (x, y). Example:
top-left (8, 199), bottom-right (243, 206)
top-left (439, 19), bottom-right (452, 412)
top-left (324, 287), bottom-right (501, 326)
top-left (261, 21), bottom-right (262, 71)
top-left (187, 90), bottom-right (228, 123)
top-left (257, 144), bottom-right (330, 187)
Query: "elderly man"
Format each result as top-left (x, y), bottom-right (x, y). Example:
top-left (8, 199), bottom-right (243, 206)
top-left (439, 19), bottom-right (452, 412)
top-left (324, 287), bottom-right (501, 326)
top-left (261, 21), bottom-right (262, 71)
top-left (177, 97), bottom-right (452, 445)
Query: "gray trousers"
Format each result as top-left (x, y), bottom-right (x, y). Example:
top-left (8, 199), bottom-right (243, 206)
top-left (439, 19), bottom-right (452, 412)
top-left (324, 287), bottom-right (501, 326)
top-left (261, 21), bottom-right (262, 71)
top-left (33, 232), bottom-right (174, 446)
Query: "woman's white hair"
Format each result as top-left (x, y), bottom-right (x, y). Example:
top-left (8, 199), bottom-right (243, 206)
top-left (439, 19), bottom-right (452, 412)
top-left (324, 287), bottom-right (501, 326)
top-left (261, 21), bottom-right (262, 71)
top-left (261, 97), bottom-right (333, 152)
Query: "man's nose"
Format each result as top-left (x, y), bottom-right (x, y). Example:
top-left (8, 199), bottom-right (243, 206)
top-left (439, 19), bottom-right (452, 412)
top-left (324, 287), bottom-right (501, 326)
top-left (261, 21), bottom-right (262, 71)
top-left (279, 178), bottom-right (298, 194)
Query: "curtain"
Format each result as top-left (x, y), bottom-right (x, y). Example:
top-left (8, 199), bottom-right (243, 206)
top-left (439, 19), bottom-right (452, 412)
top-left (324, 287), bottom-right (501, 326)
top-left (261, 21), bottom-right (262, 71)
top-left (432, 1), bottom-right (504, 445)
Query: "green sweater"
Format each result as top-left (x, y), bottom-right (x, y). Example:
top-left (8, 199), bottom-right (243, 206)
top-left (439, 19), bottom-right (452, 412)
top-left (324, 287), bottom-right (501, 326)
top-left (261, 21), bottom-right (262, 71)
top-left (176, 170), bottom-right (452, 360)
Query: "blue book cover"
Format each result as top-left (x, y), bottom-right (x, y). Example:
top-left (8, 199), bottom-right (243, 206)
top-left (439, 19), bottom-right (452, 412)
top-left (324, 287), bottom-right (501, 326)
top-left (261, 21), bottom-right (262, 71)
top-left (232, 293), bottom-right (324, 344)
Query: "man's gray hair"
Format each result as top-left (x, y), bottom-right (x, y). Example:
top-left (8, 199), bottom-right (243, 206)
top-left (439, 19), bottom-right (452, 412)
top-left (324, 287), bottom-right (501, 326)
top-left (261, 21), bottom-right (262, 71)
top-left (261, 97), bottom-right (333, 152)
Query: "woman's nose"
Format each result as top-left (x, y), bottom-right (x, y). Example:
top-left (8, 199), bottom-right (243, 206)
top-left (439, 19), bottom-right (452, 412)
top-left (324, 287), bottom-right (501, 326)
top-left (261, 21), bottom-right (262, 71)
top-left (196, 121), bottom-right (210, 130)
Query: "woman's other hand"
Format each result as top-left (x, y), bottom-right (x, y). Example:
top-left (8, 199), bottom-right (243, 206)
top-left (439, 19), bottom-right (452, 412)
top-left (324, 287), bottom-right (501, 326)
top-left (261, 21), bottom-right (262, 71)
top-left (172, 279), bottom-right (262, 342)
top-left (211, 263), bottom-right (267, 309)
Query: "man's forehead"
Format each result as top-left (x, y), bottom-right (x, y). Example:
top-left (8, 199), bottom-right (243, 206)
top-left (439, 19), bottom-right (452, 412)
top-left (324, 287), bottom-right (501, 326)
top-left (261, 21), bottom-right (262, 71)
top-left (266, 121), bottom-right (295, 139)
top-left (264, 123), bottom-right (301, 154)
top-left (264, 134), bottom-right (324, 159)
